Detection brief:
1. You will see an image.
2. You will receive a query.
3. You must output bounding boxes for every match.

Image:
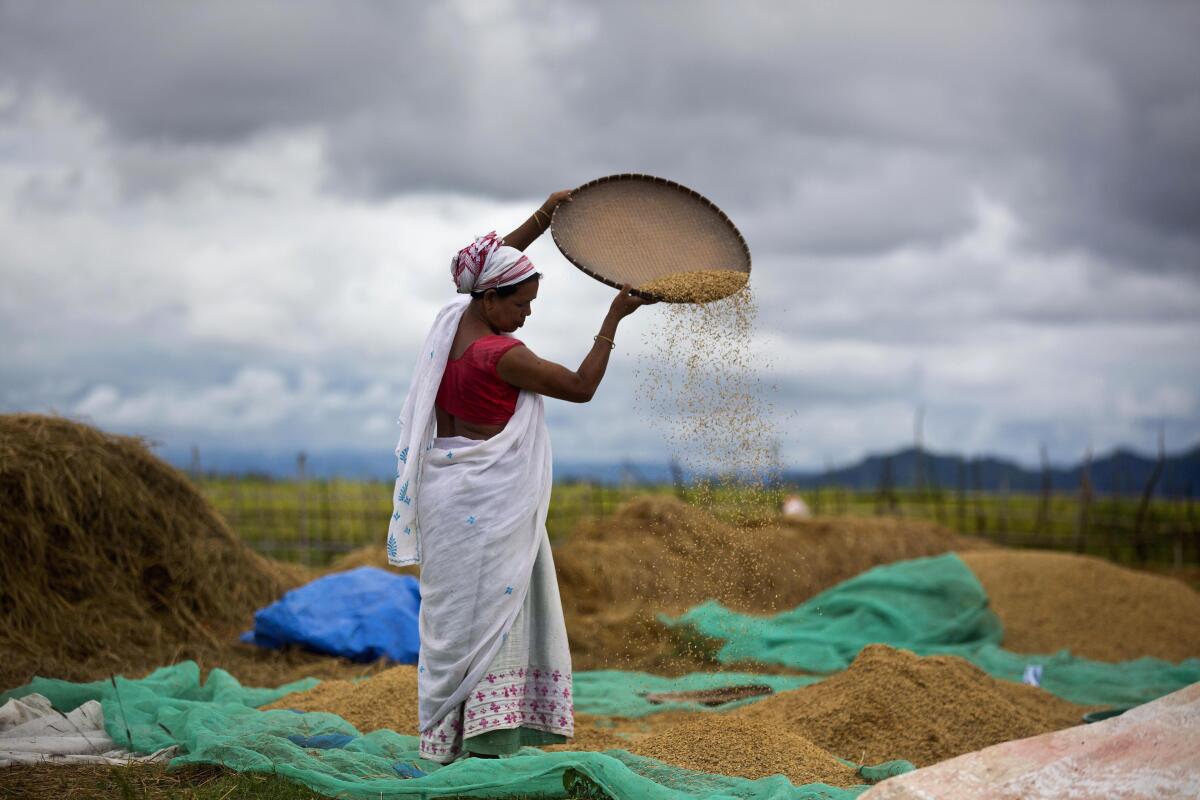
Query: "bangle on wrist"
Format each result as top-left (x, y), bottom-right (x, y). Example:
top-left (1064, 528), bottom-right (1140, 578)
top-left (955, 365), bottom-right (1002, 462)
top-left (594, 334), bottom-right (615, 350)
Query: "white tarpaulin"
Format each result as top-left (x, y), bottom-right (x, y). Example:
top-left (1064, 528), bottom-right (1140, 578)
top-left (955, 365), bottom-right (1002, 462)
top-left (0, 692), bottom-right (176, 766)
top-left (863, 681), bottom-right (1200, 800)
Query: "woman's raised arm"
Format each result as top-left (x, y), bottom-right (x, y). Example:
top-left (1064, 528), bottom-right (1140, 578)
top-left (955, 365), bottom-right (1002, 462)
top-left (497, 285), bottom-right (650, 403)
top-left (503, 190), bottom-right (572, 252)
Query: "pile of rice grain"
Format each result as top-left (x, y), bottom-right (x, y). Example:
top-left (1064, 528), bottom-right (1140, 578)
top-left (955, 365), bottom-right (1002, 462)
top-left (631, 716), bottom-right (858, 787)
top-left (962, 550), bottom-right (1200, 662)
top-left (638, 270), bottom-right (748, 303)
top-left (736, 644), bottom-right (1086, 767)
top-left (263, 665), bottom-right (419, 734)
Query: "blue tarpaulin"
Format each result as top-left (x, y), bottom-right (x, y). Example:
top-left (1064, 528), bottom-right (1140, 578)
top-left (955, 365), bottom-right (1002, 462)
top-left (241, 567), bottom-right (421, 663)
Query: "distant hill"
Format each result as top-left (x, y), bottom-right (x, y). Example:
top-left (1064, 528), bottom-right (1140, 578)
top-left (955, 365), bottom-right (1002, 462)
top-left (165, 442), bottom-right (1200, 498)
top-left (781, 445), bottom-right (1200, 498)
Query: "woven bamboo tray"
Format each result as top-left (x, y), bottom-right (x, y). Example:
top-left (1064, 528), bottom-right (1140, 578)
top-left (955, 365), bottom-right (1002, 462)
top-left (550, 174), bottom-right (751, 302)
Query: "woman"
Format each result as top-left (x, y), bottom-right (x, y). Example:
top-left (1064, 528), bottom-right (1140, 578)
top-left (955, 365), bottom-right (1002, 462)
top-left (387, 190), bottom-right (650, 762)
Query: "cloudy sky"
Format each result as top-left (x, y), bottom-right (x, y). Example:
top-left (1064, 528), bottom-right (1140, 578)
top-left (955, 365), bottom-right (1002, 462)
top-left (2, 0), bottom-right (1198, 473)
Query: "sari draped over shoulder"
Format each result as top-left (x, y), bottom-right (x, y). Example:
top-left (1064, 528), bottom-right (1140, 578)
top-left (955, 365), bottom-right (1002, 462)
top-left (388, 296), bottom-right (572, 762)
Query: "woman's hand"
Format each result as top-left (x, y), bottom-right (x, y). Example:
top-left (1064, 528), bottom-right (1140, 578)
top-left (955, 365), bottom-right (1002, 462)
top-left (608, 284), bottom-right (656, 319)
top-left (542, 189), bottom-right (573, 215)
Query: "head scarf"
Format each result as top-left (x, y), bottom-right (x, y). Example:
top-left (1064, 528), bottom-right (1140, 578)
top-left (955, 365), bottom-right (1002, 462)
top-left (450, 231), bottom-right (536, 295)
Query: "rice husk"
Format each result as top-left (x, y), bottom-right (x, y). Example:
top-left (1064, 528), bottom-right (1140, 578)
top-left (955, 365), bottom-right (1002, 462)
top-left (637, 270), bottom-right (748, 303)
top-left (961, 549), bottom-right (1200, 662)
top-left (0, 414), bottom-right (295, 691)
top-left (736, 644), bottom-right (1087, 767)
top-left (631, 716), bottom-right (858, 787)
top-left (262, 665), bottom-right (420, 734)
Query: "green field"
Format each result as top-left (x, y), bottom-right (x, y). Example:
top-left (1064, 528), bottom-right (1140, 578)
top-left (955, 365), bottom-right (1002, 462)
top-left (196, 476), bottom-right (1198, 569)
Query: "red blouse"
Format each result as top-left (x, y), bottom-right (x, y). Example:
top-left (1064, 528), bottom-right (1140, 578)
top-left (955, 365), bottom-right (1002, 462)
top-left (436, 335), bottom-right (524, 425)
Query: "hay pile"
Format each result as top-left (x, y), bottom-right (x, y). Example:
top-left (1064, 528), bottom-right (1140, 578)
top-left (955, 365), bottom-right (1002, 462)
top-left (631, 716), bottom-right (858, 787)
top-left (736, 644), bottom-right (1085, 767)
top-left (0, 414), bottom-right (293, 690)
top-left (962, 550), bottom-right (1200, 662)
top-left (262, 665), bottom-right (420, 734)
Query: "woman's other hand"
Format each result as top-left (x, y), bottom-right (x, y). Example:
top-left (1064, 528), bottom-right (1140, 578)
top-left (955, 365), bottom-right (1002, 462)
top-left (609, 284), bottom-right (656, 319)
top-left (543, 189), bottom-right (573, 214)
top-left (505, 189), bottom-right (573, 251)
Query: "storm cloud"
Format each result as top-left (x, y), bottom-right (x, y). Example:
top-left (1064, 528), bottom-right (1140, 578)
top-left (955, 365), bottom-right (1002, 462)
top-left (2, 0), bottom-right (1198, 470)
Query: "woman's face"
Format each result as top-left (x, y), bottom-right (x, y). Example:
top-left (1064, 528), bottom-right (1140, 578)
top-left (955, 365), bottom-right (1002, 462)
top-left (484, 279), bottom-right (539, 333)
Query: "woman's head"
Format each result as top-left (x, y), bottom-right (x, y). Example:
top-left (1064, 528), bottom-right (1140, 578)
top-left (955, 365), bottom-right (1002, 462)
top-left (450, 232), bottom-right (536, 295)
top-left (472, 272), bottom-right (540, 332)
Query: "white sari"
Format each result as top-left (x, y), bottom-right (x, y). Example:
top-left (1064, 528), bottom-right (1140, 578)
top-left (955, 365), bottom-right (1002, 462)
top-left (388, 297), bottom-right (572, 762)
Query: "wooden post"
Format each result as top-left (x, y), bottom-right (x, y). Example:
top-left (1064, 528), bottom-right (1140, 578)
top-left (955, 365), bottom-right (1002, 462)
top-left (320, 479), bottom-right (333, 567)
top-left (1074, 446), bottom-right (1093, 554)
top-left (914, 407), bottom-right (926, 501)
top-left (997, 472), bottom-right (1009, 546)
top-left (229, 473), bottom-right (243, 544)
top-left (876, 457), bottom-right (896, 516)
top-left (1133, 427), bottom-right (1166, 565)
top-left (971, 459), bottom-right (987, 535)
top-left (1106, 456), bottom-right (1121, 561)
top-left (297, 452), bottom-right (308, 566)
top-left (1187, 482), bottom-right (1198, 567)
top-left (1034, 443), bottom-right (1051, 544)
top-left (670, 457), bottom-right (685, 501)
top-left (957, 459), bottom-right (967, 533)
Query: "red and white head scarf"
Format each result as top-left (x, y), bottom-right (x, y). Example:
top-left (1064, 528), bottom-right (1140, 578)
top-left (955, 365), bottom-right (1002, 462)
top-left (450, 231), bottom-right (536, 295)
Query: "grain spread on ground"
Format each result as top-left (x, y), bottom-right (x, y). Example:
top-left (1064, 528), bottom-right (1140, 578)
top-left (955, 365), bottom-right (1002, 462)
top-left (637, 270), bottom-right (749, 303)
top-left (962, 549), bottom-right (1200, 662)
top-left (631, 716), bottom-right (859, 787)
top-left (735, 644), bottom-right (1087, 767)
top-left (263, 666), bottom-right (420, 735)
top-left (337, 497), bottom-right (986, 674)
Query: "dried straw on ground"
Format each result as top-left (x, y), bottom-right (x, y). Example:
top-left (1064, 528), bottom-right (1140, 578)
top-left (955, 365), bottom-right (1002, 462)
top-left (962, 550), bottom-right (1200, 662)
top-left (0, 414), bottom-right (303, 690)
top-left (631, 716), bottom-right (859, 788)
top-left (736, 644), bottom-right (1086, 767)
top-left (262, 665), bottom-right (420, 734)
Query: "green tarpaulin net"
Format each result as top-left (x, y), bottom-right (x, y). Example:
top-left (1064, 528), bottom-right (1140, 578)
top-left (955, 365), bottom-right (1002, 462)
top-left (1, 662), bottom-right (907, 799)
top-left (668, 552), bottom-right (1200, 708)
top-left (6, 552), bottom-right (1197, 797)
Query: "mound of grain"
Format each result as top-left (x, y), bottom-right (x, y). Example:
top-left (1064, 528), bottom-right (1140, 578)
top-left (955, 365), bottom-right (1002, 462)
top-left (737, 644), bottom-right (1085, 767)
top-left (638, 270), bottom-right (748, 303)
top-left (0, 414), bottom-right (292, 691)
top-left (263, 665), bottom-right (419, 734)
top-left (961, 550), bottom-right (1200, 662)
top-left (631, 716), bottom-right (858, 787)
top-left (553, 496), bottom-right (985, 672)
